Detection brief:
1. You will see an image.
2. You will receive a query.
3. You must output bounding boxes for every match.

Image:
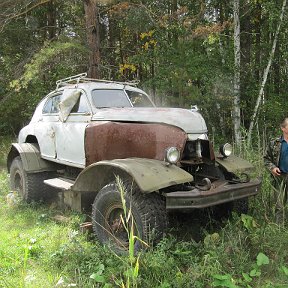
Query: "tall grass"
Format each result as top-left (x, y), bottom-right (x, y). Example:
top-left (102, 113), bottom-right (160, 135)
top-left (0, 138), bottom-right (287, 287)
top-left (115, 177), bottom-right (151, 287)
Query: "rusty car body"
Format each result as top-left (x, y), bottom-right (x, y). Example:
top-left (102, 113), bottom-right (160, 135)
top-left (7, 73), bottom-right (261, 251)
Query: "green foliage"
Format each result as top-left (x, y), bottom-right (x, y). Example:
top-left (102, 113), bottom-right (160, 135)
top-left (1, 0), bottom-right (288, 138)
top-left (0, 38), bottom-right (88, 134)
top-left (213, 251), bottom-right (274, 288)
top-left (115, 176), bottom-right (145, 287)
top-left (1, 147), bottom-right (286, 284)
top-left (212, 252), bottom-right (271, 288)
top-left (10, 40), bottom-right (87, 90)
top-left (257, 252), bottom-right (270, 267)
top-left (1, 0), bottom-right (288, 285)
top-left (212, 274), bottom-right (238, 288)
top-left (241, 214), bottom-right (258, 232)
top-left (0, 136), bottom-right (13, 167)
top-left (0, 162), bottom-right (288, 287)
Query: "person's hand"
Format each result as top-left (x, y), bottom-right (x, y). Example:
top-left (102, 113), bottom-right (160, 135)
top-left (272, 167), bottom-right (281, 176)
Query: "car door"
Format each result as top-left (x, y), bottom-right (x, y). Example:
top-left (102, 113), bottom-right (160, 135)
top-left (54, 88), bottom-right (92, 168)
top-left (35, 93), bottom-right (63, 159)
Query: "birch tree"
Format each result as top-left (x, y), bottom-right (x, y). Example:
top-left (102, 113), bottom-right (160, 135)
top-left (247, 0), bottom-right (287, 145)
top-left (233, 0), bottom-right (241, 146)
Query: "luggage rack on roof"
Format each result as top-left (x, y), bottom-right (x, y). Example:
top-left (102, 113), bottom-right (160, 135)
top-left (56, 72), bottom-right (139, 89)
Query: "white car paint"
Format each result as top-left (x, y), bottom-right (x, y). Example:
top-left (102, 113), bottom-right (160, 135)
top-left (91, 107), bottom-right (208, 138)
top-left (18, 81), bottom-right (208, 168)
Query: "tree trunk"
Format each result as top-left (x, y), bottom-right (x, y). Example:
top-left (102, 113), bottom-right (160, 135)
top-left (247, 0), bottom-right (287, 145)
top-left (233, 0), bottom-right (241, 146)
top-left (108, 16), bottom-right (115, 79)
top-left (273, 32), bottom-right (280, 96)
top-left (240, 0), bottom-right (252, 130)
top-left (254, 1), bottom-right (261, 83)
top-left (83, 0), bottom-right (101, 78)
top-left (47, 0), bottom-right (56, 40)
top-left (215, 3), bottom-right (225, 65)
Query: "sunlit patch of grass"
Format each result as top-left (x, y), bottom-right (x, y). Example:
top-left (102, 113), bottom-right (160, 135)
top-left (0, 170), bottom-right (92, 287)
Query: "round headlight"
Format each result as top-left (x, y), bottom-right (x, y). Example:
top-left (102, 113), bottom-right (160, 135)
top-left (165, 147), bottom-right (180, 164)
top-left (219, 143), bottom-right (232, 157)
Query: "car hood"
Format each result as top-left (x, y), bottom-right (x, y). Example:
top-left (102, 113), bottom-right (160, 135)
top-left (92, 107), bottom-right (208, 137)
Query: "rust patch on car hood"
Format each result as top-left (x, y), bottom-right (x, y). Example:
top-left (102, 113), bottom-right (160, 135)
top-left (85, 122), bottom-right (187, 166)
top-left (91, 108), bottom-right (207, 135)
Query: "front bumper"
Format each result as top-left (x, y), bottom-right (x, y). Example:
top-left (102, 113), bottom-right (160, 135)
top-left (164, 178), bottom-right (261, 210)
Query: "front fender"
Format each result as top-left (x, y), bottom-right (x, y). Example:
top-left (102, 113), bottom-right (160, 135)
top-left (72, 158), bottom-right (193, 193)
top-left (216, 155), bottom-right (254, 175)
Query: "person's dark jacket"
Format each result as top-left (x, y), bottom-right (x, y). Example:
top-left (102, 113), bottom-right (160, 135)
top-left (264, 137), bottom-right (282, 172)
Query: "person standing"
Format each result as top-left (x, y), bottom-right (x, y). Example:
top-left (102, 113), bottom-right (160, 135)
top-left (264, 117), bottom-right (288, 224)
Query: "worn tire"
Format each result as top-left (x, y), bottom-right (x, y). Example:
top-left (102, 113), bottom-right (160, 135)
top-left (232, 198), bottom-right (249, 215)
top-left (10, 156), bottom-right (58, 203)
top-left (92, 180), bottom-right (168, 253)
top-left (211, 197), bottom-right (249, 220)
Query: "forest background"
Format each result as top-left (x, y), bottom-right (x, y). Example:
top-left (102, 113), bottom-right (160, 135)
top-left (0, 1), bottom-right (288, 287)
top-left (1, 0), bottom-right (288, 145)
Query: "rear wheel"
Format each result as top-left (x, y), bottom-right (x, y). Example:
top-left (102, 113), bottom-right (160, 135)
top-left (92, 180), bottom-right (167, 253)
top-left (10, 156), bottom-right (58, 202)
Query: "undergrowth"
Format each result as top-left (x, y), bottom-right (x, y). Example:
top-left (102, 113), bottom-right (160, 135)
top-left (0, 139), bottom-right (287, 287)
top-left (0, 136), bottom-right (12, 167)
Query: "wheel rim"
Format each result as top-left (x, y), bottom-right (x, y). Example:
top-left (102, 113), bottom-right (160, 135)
top-left (104, 204), bottom-right (133, 250)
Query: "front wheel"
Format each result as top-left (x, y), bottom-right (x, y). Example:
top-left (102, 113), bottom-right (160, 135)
top-left (92, 180), bottom-right (167, 253)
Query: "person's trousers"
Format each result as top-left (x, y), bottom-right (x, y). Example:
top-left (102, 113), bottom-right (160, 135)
top-left (272, 174), bottom-right (288, 224)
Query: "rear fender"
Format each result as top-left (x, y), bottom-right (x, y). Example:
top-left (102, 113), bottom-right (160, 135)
top-left (72, 158), bottom-right (193, 194)
top-left (7, 143), bottom-right (58, 173)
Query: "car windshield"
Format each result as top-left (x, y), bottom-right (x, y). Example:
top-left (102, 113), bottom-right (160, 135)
top-left (91, 89), bottom-right (154, 108)
top-left (125, 90), bottom-right (154, 107)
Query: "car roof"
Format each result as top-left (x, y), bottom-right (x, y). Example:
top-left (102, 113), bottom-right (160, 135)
top-left (48, 82), bottom-right (147, 97)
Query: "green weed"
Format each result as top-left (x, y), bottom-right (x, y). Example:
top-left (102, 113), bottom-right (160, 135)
top-left (102, 177), bottom-right (148, 288)
top-left (0, 139), bottom-right (287, 287)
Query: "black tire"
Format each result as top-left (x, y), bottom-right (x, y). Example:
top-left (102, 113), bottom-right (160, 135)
top-left (232, 198), bottom-right (249, 215)
top-left (92, 180), bottom-right (167, 253)
top-left (210, 202), bottom-right (232, 220)
top-left (211, 198), bottom-right (249, 220)
top-left (10, 156), bottom-right (58, 203)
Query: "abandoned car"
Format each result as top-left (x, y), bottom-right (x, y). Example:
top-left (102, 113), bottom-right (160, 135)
top-left (7, 73), bottom-right (261, 251)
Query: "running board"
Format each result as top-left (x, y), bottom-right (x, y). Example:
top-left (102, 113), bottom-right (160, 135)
top-left (44, 178), bottom-right (74, 190)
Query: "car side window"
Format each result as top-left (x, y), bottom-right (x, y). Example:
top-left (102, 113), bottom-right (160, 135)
top-left (43, 94), bottom-right (62, 114)
top-left (71, 94), bottom-right (90, 113)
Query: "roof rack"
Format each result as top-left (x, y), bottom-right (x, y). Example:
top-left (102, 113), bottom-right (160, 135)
top-left (81, 77), bottom-right (140, 86)
top-left (56, 72), bottom-right (139, 89)
top-left (56, 73), bottom-right (87, 89)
